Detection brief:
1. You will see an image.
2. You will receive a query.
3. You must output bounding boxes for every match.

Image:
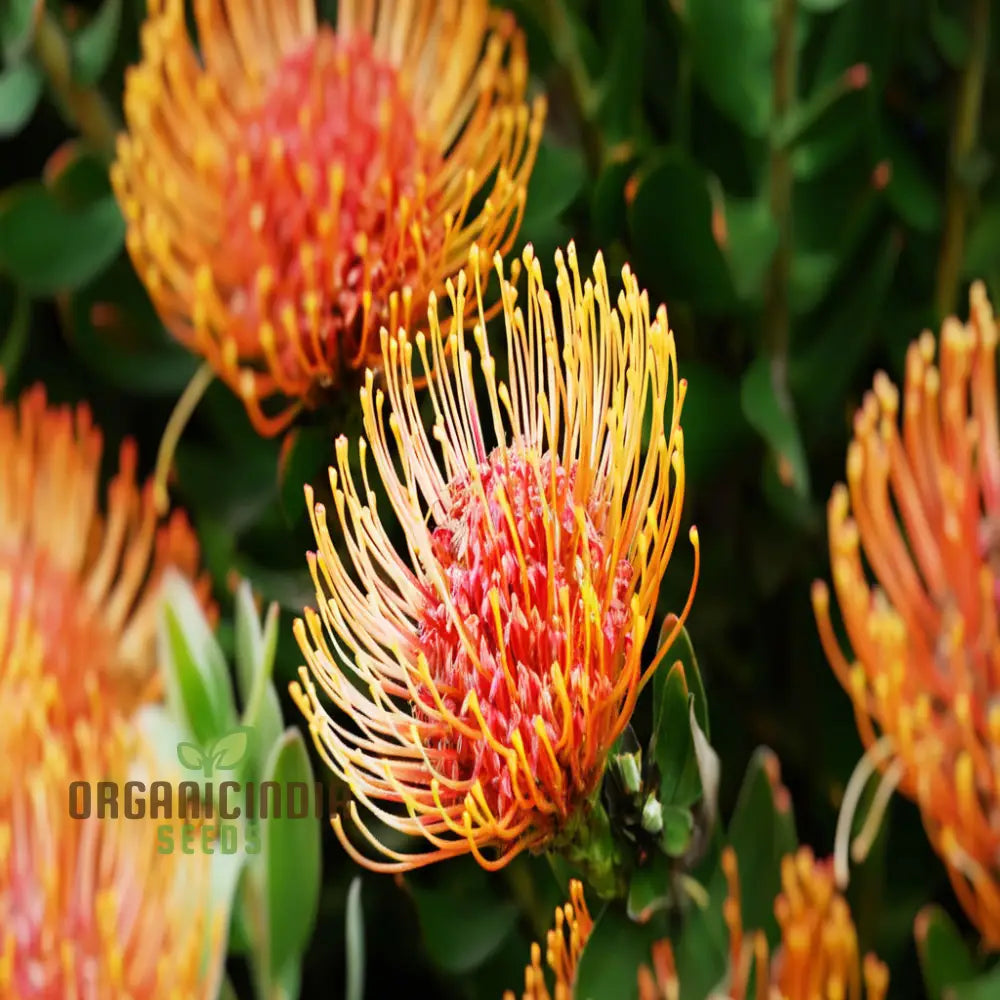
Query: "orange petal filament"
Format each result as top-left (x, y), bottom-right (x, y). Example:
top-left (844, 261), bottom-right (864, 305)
top-left (112, 0), bottom-right (546, 435)
top-left (291, 241), bottom-right (697, 871)
top-left (0, 629), bottom-right (225, 999)
top-left (813, 281), bottom-right (1000, 946)
top-left (0, 379), bottom-right (212, 732)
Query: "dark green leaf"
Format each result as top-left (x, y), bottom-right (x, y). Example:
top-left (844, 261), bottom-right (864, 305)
top-left (877, 126), bottom-right (942, 233)
top-left (722, 195), bottom-right (779, 304)
top-left (740, 355), bottom-right (810, 498)
top-left (685, 0), bottom-right (773, 136)
top-left (0, 286), bottom-right (30, 381)
top-left (574, 901), bottom-right (660, 1000)
top-left (0, 61), bottom-right (42, 136)
top-left (262, 728), bottom-right (322, 981)
top-left (626, 850), bottom-right (671, 922)
top-left (71, 0), bottom-right (121, 84)
top-left (627, 151), bottom-right (734, 312)
top-left (278, 425), bottom-right (332, 526)
top-left (725, 746), bottom-right (797, 943)
top-left (408, 879), bottom-right (519, 975)
top-left (915, 905), bottom-right (978, 999)
top-left (522, 138), bottom-right (587, 231)
top-left (0, 184), bottom-right (124, 294)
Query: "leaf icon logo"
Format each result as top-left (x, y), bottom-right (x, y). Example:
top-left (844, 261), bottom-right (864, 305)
top-left (176, 727), bottom-right (253, 777)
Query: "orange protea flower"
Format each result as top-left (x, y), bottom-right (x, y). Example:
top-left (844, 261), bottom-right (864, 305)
top-left (112, 0), bottom-right (546, 435)
top-left (0, 621), bottom-right (225, 999)
top-left (503, 879), bottom-right (592, 1000)
top-left (0, 378), bottom-right (211, 729)
top-left (291, 242), bottom-right (697, 873)
top-left (709, 847), bottom-right (889, 1000)
top-left (812, 282), bottom-right (1000, 945)
top-left (505, 855), bottom-right (888, 1000)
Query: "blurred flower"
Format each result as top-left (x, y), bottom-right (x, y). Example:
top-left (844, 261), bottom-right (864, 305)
top-left (503, 879), bottom-right (591, 1000)
top-left (0, 622), bottom-right (225, 999)
top-left (812, 282), bottom-right (1000, 945)
top-left (291, 242), bottom-right (697, 872)
top-left (112, 0), bottom-right (546, 436)
top-left (708, 846), bottom-right (889, 1000)
top-left (0, 378), bottom-right (211, 730)
top-left (505, 852), bottom-right (888, 1000)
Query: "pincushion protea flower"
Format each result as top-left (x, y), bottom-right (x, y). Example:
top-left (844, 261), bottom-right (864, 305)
top-left (111, 0), bottom-right (546, 436)
top-left (506, 853), bottom-right (888, 1000)
top-left (291, 241), bottom-right (697, 874)
top-left (503, 879), bottom-right (591, 1000)
top-left (812, 282), bottom-right (1000, 945)
top-left (0, 622), bottom-right (225, 999)
top-left (0, 377), bottom-right (211, 730)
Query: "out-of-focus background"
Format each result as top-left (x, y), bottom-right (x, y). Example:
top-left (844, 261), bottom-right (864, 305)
top-left (2, 0), bottom-right (998, 995)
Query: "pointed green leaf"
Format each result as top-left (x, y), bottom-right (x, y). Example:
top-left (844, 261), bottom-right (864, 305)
top-left (70, 0), bottom-right (121, 84)
top-left (0, 184), bottom-right (124, 294)
top-left (915, 905), bottom-right (978, 999)
top-left (0, 61), bottom-right (41, 136)
top-left (626, 850), bottom-right (672, 923)
top-left (158, 569), bottom-right (238, 746)
top-left (575, 900), bottom-right (660, 1000)
top-left (0, 0), bottom-right (38, 61)
top-left (740, 355), bottom-right (810, 499)
top-left (262, 728), bottom-right (322, 983)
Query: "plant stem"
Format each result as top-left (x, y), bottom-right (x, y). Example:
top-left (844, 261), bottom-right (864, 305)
top-left (153, 361), bottom-right (216, 515)
top-left (763, 0), bottom-right (798, 414)
top-left (32, 10), bottom-right (121, 160)
top-left (934, 0), bottom-right (990, 319)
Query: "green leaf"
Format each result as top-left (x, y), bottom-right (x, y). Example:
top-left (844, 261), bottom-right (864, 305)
top-left (521, 138), bottom-right (587, 231)
top-left (929, 0), bottom-right (969, 67)
top-left (0, 286), bottom-right (30, 382)
top-left (722, 195), bottom-right (779, 305)
top-left (915, 905), bottom-right (978, 999)
top-left (953, 966), bottom-right (1000, 1000)
top-left (627, 151), bottom-right (734, 313)
top-left (71, 0), bottom-right (121, 84)
top-left (677, 362), bottom-right (750, 485)
top-left (661, 805), bottom-right (695, 858)
top-left (650, 619), bottom-right (708, 810)
top-left (278, 425), bottom-right (332, 526)
top-left (725, 746), bottom-right (797, 943)
top-left (408, 876), bottom-right (519, 976)
top-left (176, 741), bottom-right (206, 771)
top-left (684, 0), bottom-right (773, 137)
top-left (574, 901), bottom-right (660, 1000)
top-left (592, 0), bottom-right (643, 143)
top-left (158, 569), bottom-right (238, 747)
top-left (799, 0), bottom-right (850, 11)
top-left (0, 0), bottom-right (38, 61)
top-left (345, 877), bottom-right (365, 1000)
top-left (877, 126), bottom-right (942, 233)
top-left (964, 201), bottom-right (1000, 280)
top-left (0, 184), bottom-right (124, 294)
top-left (212, 727), bottom-right (252, 770)
top-left (740, 355), bottom-right (810, 499)
top-left (626, 850), bottom-right (671, 923)
top-left (0, 61), bottom-right (42, 136)
top-left (262, 728), bottom-right (322, 983)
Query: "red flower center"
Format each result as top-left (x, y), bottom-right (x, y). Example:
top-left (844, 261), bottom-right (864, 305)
top-left (417, 449), bottom-right (633, 821)
top-left (218, 28), bottom-right (442, 386)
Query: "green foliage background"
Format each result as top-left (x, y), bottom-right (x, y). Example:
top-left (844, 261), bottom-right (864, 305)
top-left (2, 0), bottom-right (1000, 996)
